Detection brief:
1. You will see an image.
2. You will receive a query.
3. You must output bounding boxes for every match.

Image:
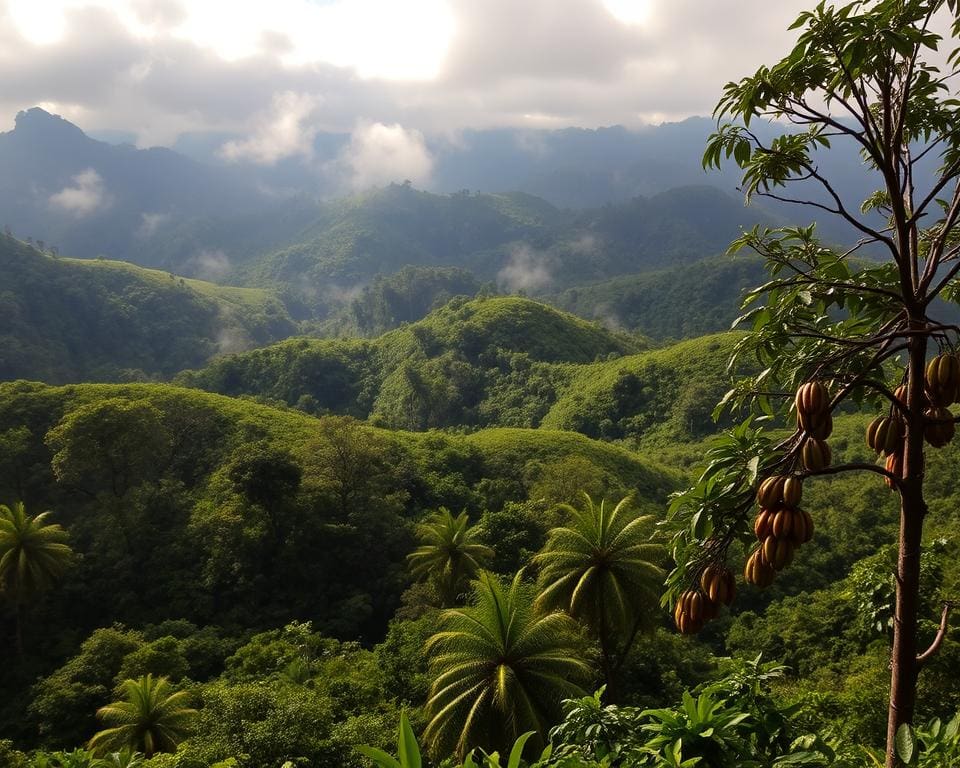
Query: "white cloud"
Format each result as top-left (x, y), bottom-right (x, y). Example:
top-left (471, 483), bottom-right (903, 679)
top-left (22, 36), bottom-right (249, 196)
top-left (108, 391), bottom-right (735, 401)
top-left (497, 244), bottom-right (552, 293)
top-left (2, 0), bottom-right (954, 143)
top-left (219, 90), bottom-right (319, 165)
top-left (188, 248), bottom-right (231, 281)
top-left (48, 168), bottom-right (110, 216)
top-left (137, 211), bottom-right (169, 237)
top-left (339, 121), bottom-right (434, 190)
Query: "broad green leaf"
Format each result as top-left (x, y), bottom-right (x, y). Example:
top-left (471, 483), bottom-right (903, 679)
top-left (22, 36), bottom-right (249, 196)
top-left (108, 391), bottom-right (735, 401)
top-left (896, 723), bottom-right (917, 765)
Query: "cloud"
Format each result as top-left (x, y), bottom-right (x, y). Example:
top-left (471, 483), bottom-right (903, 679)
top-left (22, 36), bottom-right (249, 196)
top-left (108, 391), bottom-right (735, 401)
top-left (497, 244), bottom-right (552, 293)
top-left (48, 168), bottom-right (110, 216)
top-left (137, 211), bottom-right (170, 237)
top-left (4, 0), bottom-right (952, 147)
top-left (338, 121), bottom-right (434, 190)
top-left (188, 248), bottom-right (231, 281)
top-left (219, 91), bottom-right (319, 164)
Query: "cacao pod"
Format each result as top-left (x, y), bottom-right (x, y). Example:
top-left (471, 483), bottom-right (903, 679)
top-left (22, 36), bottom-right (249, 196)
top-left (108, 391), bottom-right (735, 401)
top-left (796, 381), bottom-right (829, 416)
top-left (744, 549), bottom-right (776, 588)
top-left (801, 438), bottom-right (832, 471)
top-left (754, 508), bottom-right (774, 541)
top-left (925, 354), bottom-right (960, 406)
top-left (866, 416), bottom-right (904, 456)
top-left (700, 565), bottom-right (736, 606)
top-left (756, 476), bottom-right (785, 508)
top-left (783, 476), bottom-right (803, 507)
top-left (798, 508), bottom-right (814, 544)
top-left (884, 452), bottom-right (902, 491)
top-left (771, 508), bottom-right (795, 540)
top-left (924, 406), bottom-right (956, 448)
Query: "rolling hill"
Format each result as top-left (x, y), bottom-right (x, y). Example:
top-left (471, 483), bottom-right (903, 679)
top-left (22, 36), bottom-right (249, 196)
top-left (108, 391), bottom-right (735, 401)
top-left (0, 235), bottom-right (297, 382)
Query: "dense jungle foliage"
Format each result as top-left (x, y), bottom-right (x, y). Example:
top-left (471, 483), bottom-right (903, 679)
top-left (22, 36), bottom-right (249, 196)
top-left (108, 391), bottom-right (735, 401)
top-left (3, 1), bottom-right (960, 763)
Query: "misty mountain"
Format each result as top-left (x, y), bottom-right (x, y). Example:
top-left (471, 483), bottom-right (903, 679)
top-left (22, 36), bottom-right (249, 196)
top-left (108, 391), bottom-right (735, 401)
top-left (2, 108), bottom-right (885, 273)
top-left (0, 108), bottom-right (273, 260)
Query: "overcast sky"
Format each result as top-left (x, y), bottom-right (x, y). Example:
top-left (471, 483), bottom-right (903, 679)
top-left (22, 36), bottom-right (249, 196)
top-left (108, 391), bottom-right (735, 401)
top-left (2, 0), bottom-right (817, 161)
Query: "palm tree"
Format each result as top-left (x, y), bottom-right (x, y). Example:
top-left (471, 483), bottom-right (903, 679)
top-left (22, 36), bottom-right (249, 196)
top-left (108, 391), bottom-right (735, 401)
top-left (88, 675), bottom-right (197, 758)
top-left (534, 493), bottom-right (665, 698)
top-left (407, 508), bottom-right (494, 606)
top-left (0, 501), bottom-right (72, 656)
top-left (424, 570), bottom-right (591, 759)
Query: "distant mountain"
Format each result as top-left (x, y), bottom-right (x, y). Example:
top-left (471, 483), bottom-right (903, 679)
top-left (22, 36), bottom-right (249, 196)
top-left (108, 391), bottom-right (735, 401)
top-left (0, 108), bottom-right (272, 261)
top-left (231, 183), bottom-right (774, 299)
top-left (0, 235), bottom-right (296, 383)
top-left (1, 108), bottom-right (875, 280)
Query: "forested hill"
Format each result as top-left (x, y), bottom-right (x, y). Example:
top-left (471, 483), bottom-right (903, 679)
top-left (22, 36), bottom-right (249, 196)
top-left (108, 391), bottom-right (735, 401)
top-left (237, 183), bottom-right (773, 291)
top-left (179, 296), bottom-right (742, 443)
top-left (0, 235), bottom-right (297, 382)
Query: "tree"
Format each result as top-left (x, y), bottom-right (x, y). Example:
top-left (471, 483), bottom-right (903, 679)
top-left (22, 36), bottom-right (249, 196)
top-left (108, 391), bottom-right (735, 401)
top-left (423, 571), bottom-right (591, 759)
top-left (407, 508), bottom-right (494, 607)
top-left (88, 674), bottom-right (196, 758)
top-left (670, 2), bottom-right (960, 765)
top-left (0, 501), bottom-right (72, 656)
top-left (534, 493), bottom-right (665, 699)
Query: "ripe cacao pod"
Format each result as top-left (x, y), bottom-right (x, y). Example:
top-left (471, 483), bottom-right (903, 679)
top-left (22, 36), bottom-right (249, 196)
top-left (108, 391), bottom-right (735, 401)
top-left (801, 438), bottom-right (832, 471)
top-left (782, 476), bottom-right (803, 507)
top-left (771, 508), bottom-right (795, 540)
top-left (700, 565), bottom-right (736, 606)
top-left (924, 406), bottom-right (956, 448)
top-left (925, 354), bottom-right (960, 406)
top-left (796, 381), bottom-right (829, 416)
top-left (866, 416), bottom-right (904, 456)
top-left (743, 549), bottom-right (775, 588)
top-left (756, 476), bottom-right (785, 508)
top-left (754, 508), bottom-right (774, 541)
top-left (884, 452), bottom-right (902, 491)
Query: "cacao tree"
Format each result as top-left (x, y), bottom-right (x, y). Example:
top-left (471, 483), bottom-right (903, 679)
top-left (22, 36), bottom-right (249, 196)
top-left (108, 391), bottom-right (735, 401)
top-left (665, 2), bottom-right (960, 766)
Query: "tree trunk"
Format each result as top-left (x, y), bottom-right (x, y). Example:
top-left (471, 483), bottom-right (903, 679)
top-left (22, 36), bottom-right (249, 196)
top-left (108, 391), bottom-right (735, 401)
top-left (885, 332), bottom-right (928, 768)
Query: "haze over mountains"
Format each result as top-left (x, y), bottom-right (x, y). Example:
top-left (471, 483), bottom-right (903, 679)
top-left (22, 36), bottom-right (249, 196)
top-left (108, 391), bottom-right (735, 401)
top-left (3, 106), bottom-right (879, 277)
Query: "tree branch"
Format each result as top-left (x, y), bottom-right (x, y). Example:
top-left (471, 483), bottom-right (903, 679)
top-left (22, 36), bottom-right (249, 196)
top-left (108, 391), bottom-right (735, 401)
top-left (916, 602), bottom-right (954, 669)
top-left (801, 461), bottom-right (902, 486)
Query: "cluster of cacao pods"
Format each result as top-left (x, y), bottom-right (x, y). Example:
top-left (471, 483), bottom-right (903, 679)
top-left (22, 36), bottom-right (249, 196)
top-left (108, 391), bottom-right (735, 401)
top-left (867, 388), bottom-right (907, 490)
top-left (674, 564), bottom-right (735, 635)
top-left (745, 474), bottom-right (812, 588)
top-left (924, 354), bottom-right (957, 448)
top-left (796, 381), bottom-right (832, 470)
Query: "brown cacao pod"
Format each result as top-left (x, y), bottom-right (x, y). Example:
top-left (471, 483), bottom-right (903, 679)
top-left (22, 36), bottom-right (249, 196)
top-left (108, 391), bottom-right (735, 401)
top-left (756, 476), bottom-right (785, 508)
top-left (801, 438), bottom-right (832, 471)
top-left (754, 508), bottom-right (774, 541)
top-left (884, 452), bottom-right (902, 491)
top-left (925, 354), bottom-right (960, 406)
top-left (924, 406), bottom-right (956, 448)
top-left (796, 381), bottom-right (829, 416)
top-left (782, 476), bottom-right (803, 507)
top-left (744, 549), bottom-right (776, 588)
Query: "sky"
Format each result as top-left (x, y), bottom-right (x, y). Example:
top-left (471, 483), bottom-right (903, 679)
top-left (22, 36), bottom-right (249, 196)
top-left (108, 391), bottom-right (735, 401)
top-left (1, 0), bottom-right (817, 162)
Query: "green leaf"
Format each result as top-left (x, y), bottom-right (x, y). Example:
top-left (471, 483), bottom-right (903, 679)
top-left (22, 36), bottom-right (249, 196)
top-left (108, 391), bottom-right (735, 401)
top-left (357, 746), bottom-right (402, 768)
top-left (398, 712), bottom-right (422, 768)
top-left (506, 732), bottom-right (534, 768)
top-left (896, 723), bottom-right (917, 765)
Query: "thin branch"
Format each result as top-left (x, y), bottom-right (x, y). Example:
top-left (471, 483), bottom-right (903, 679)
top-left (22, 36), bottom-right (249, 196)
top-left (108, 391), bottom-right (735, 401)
top-left (801, 461), bottom-right (902, 486)
top-left (916, 602), bottom-right (955, 668)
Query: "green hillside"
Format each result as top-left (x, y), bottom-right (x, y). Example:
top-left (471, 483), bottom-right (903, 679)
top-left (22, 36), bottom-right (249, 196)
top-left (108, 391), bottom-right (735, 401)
top-left (179, 295), bottom-right (649, 431)
top-left (204, 184), bottom-right (773, 300)
top-left (541, 333), bottom-right (745, 443)
top-left (0, 379), bottom-right (676, 640)
top-left (242, 186), bottom-right (566, 286)
top-left (0, 236), bottom-right (297, 382)
top-left (548, 255), bottom-right (767, 339)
